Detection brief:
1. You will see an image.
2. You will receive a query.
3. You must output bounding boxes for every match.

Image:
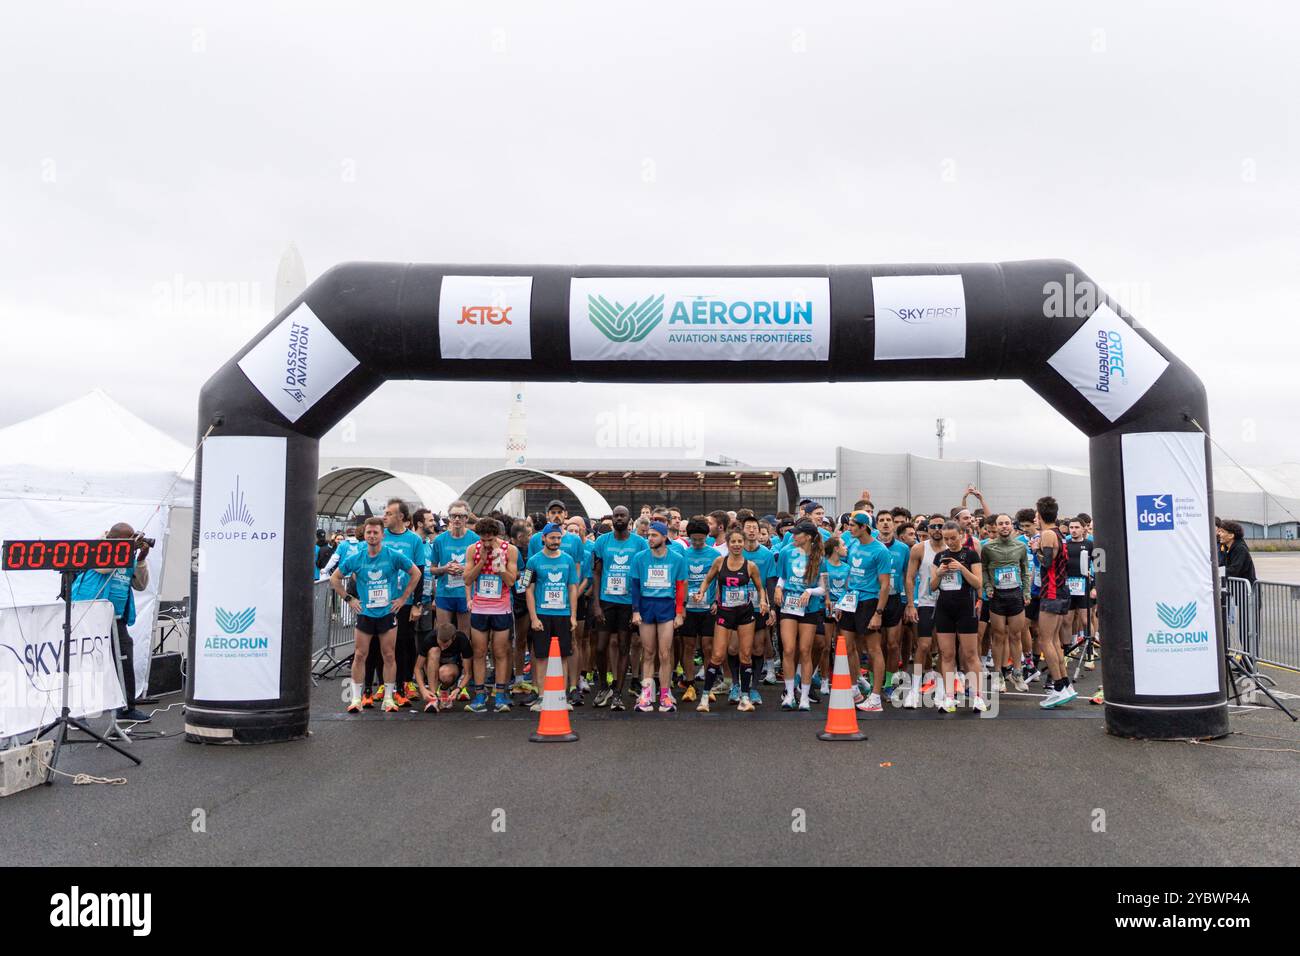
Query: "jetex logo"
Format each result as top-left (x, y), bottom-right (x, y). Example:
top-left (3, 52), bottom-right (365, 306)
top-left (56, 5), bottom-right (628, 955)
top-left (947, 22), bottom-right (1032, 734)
top-left (1156, 601), bottom-right (1197, 629)
top-left (458, 305), bottom-right (512, 325)
top-left (1136, 494), bottom-right (1174, 531)
top-left (588, 294), bottom-right (665, 343)
top-left (215, 607), bottom-right (256, 634)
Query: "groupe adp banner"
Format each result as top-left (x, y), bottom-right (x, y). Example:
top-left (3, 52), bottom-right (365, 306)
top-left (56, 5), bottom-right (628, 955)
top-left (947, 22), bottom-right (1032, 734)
top-left (237, 302), bottom-right (360, 424)
top-left (438, 275), bottom-right (533, 360)
top-left (568, 277), bottom-right (830, 362)
top-left (871, 274), bottom-right (967, 360)
top-left (1122, 431), bottom-right (1218, 696)
top-left (0, 600), bottom-right (123, 739)
top-left (193, 436), bottom-right (286, 702)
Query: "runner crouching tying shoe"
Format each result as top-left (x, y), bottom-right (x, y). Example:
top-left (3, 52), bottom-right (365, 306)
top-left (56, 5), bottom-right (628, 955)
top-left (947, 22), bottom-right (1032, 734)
top-left (332, 516), bottom-right (422, 714)
top-left (773, 521), bottom-right (829, 712)
top-left (693, 529), bottom-right (769, 713)
top-left (629, 521), bottom-right (687, 712)
top-left (462, 518), bottom-right (520, 713)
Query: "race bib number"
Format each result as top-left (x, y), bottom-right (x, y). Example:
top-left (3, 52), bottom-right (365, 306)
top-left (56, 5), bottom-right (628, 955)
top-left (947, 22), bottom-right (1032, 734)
top-left (446, 574), bottom-right (464, 591)
top-left (542, 585), bottom-right (565, 610)
top-left (646, 565), bottom-right (670, 589)
top-left (604, 574), bottom-right (627, 596)
top-left (994, 565), bottom-right (1020, 590)
top-left (940, 571), bottom-right (962, 591)
top-left (478, 575), bottom-right (502, 599)
top-left (366, 585), bottom-right (390, 609)
top-left (1068, 576), bottom-right (1086, 597)
top-left (835, 591), bottom-right (858, 613)
top-left (1033, 566), bottom-right (1041, 589)
top-left (782, 594), bottom-right (805, 617)
top-left (723, 587), bottom-right (748, 607)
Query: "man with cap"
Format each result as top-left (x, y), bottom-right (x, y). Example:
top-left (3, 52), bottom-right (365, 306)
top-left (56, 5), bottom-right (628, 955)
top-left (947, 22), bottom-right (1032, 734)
top-left (524, 522), bottom-right (581, 711)
top-left (590, 505), bottom-right (650, 709)
top-left (529, 499), bottom-right (586, 569)
top-left (628, 520), bottom-right (688, 712)
top-left (841, 510), bottom-right (894, 712)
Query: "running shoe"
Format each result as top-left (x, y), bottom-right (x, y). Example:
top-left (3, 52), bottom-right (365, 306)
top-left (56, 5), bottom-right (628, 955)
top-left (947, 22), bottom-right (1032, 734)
top-left (593, 687), bottom-right (612, 708)
top-left (971, 696), bottom-right (989, 714)
top-left (1009, 670), bottom-right (1029, 693)
top-left (1025, 668), bottom-right (1044, 685)
top-left (856, 693), bottom-right (883, 713)
top-left (492, 691), bottom-right (512, 712)
top-left (1090, 686), bottom-right (1105, 705)
top-left (437, 690), bottom-right (453, 709)
top-left (762, 663), bottom-right (778, 686)
top-left (393, 691), bottom-right (410, 708)
top-left (361, 692), bottom-right (374, 709)
top-left (940, 696), bottom-right (957, 714)
top-left (852, 685), bottom-right (865, 704)
top-left (346, 697), bottom-right (362, 714)
top-left (728, 683), bottom-right (741, 705)
top-left (529, 700), bottom-right (544, 713)
top-left (808, 686), bottom-right (821, 704)
top-left (1039, 687), bottom-right (1061, 709)
top-left (682, 685), bottom-right (697, 702)
top-left (749, 688), bottom-right (762, 707)
top-left (579, 675), bottom-right (593, 694)
top-left (636, 685), bottom-right (655, 713)
top-left (1054, 683), bottom-right (1078, 707)
top-left (857, 676), bottom-right (872, 697)
top-left (382, 697), bottom-right (400, 713)
top-left (992, 672), bottom-right (1006, 693)
top-left (515, 680), bottom-right (537, 696)
top-left (737, 695), bottom-right (755, 713)
top-left (1084, 655), bottom-right (1096, 672)
top-left (659, 688), bottom-right (676, 713)
top-left (374, 683), bottom-right (386, 702)
top-left (457, 685), bottom-right (472, 701)
top-left (423, 699), bottom-right (438, 713)
top-left (781, 692), bottom-right (794, 712)
top-left (922, 670), bottom-right (940, 693)
top-left (797, 698), bottom-right (811, 712)
top-left (517, 691), bottom-right (539, 707)
top-left (610, 691), bottom-right (626, 711)
top-left (466, 691), bottom-right (488, 712)
top-left (902, 686), bottom-right (921, 709)
top-left (696, 691), bottom-right (711, 713)
top-left (894, 670), bottom-right (912, 690)
top-left (404, 681), bottom-right (418, 699)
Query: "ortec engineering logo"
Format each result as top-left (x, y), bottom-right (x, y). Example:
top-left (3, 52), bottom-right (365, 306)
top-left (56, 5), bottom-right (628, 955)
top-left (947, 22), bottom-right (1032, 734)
top-left (1156, 601), bottom-right (1197, 629)
top-left (1136, 494), bottom-right (1174, 531)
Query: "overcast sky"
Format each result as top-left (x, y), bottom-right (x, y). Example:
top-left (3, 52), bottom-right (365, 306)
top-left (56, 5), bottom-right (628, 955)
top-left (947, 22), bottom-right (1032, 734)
top-left (2, 1), bottom-right (1296, 474)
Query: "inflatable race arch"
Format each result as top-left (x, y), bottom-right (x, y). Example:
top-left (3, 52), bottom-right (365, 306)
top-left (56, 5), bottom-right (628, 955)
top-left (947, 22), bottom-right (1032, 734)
top-left (188, 261), bottom-right (1228, 743)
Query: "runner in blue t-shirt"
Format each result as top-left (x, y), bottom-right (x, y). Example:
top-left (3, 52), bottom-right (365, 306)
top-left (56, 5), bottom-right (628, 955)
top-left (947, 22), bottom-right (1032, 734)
top-left (741, 512), bottom-right (780, 694)
top-left (332, 517), bottom-right (422, 714)
top-left (590, 505), bottom-right (649, 710)
top-left (680, 517), bottom-right (723, 706)
top-left (773, 521), bottom-right (829, 712)
top-left (842, 512), bottom-right (894, 712)
top-left (628, 521), bottom-right (687, 712)
top-left (525, 523), bottom-right (580, 708)
top-left (429, 502), bottom-right (480, 636)
top-left (876, 512), bottom-right (915, 698)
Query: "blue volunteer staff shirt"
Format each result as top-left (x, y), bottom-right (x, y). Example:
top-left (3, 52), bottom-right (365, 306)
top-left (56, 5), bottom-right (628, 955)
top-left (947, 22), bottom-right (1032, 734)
top-left (382, 529), bottom-right (428, 605)
top-left (526, 550), bottom-right (579, 616)
top-left (70, 562), bottom-right (139, 625)
top-left (884, 538), bottom-right (911, 600)
top-left (778, 547), bottom-right (826, 614)
top-left (528, 530), bottom-right (585, 570)
top-left (683, 544), bottom-right (721, 612)
top-left (429, 529), bottom-right (480, 599)
top-left (592, 532), bottom-right (649, 604)
top-left (629, 547), bottom-right (688, 604)
top-left (846, 538), bottom-right (893, 599)
top-left (339, 546), bottom-right (413, 618)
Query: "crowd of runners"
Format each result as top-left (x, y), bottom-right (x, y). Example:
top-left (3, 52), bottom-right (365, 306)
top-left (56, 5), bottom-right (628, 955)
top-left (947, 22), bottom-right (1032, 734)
top-left (322, 485), bottom-right (1102, 717)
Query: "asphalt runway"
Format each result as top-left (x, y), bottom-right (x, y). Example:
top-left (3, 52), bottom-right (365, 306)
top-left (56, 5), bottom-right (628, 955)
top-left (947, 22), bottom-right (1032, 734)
top-left (5, 666), bottom-right (1299, 867)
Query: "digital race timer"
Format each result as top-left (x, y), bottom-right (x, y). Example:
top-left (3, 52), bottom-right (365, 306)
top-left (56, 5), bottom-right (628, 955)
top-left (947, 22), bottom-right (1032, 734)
top-left (2, 539), bottom-right (139, 572)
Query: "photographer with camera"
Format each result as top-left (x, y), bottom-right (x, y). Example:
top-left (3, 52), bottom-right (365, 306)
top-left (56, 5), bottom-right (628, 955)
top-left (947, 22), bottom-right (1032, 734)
top-left (69, 522), bottom-right (154, 723)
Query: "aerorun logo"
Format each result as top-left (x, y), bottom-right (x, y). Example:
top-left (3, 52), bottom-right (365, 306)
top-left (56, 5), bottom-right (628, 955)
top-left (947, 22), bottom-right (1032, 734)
top-left (219, 477), bottom-right (255, 527)
top-left (1136, 493), bottom-right (1173, 531)
top-left (588, 293), bottom-right (664, 343)
top-left (1156, 601), bottom-right (1197, 629)
top-left (215, 606), bottom-right (257, 634)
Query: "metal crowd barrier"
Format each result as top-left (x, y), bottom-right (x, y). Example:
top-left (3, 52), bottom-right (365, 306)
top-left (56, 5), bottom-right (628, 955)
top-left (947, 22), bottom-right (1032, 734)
top-left (1224, 576), bottom-right (1300, 672)
top-left (311, 578), bottom-right (357, 678)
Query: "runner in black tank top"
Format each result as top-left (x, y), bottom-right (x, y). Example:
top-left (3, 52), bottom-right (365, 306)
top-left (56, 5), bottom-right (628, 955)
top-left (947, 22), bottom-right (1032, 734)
top-left (694, 530), bottom-right (768, 713)
top-left (1033, 497), bottom-right (1077, 709)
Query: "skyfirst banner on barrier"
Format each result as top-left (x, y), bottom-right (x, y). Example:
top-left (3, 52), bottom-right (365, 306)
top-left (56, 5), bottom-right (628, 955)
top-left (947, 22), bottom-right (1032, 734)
top-left (1122, 431), bottom-right (1219, 696)
top-left (0, 600), bottom-right (123, 738)
top-left (193, 436), bottom-right (286, 701)
top-left (871, 274), bottom-right (967, 360)
top-left (569, 277), bottom-right (830, 362)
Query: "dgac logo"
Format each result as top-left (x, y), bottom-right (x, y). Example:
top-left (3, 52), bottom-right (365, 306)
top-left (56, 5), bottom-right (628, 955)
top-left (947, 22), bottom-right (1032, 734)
top-left (1094, 328), bottom-right (1126, 392)
top-left (883, 304), bottom-right (963, 325)
top-left (1136, 494), bottom-right (1174, 531)
top-left (215, 607), bottom-right (256, 634)
top-left (589, 293), bottom-right (664, 343)
top-left (219, 477), bottom-right (255, 527)
top-left (458, 305), bottom-right (513, 325)
top-left (284, 320), bottom-right (309, 398)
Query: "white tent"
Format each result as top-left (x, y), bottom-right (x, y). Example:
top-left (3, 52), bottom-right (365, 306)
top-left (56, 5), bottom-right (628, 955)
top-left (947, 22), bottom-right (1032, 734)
top-left (0, 390), bottom-right (196, 694)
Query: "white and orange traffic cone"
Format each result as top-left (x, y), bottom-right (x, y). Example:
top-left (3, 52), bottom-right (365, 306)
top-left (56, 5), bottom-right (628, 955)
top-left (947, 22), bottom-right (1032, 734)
top-left (529, 636), bottom-right (578, 743)
top-left (818, 635), bottom-right (868, 742)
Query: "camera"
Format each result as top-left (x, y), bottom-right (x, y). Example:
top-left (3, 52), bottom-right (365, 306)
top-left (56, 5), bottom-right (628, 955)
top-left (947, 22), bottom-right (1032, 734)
top-left (135, 534), bottom-right (156, 549)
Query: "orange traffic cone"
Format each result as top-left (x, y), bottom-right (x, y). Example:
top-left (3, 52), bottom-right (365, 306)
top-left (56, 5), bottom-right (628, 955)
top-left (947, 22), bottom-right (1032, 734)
top-left (818, 635), bottom-right (867, 742)
top-left (529, 636), bottom-right (578, 743)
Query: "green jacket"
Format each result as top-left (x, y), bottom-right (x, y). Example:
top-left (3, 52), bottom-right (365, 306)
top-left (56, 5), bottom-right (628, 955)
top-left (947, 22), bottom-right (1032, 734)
top-left (980, 537), bottom-right (1030, 601)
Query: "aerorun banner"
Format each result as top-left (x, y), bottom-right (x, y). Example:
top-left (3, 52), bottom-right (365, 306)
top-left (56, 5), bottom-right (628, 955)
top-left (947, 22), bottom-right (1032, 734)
top-left (189, 259), bottom-right (1227, 744)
